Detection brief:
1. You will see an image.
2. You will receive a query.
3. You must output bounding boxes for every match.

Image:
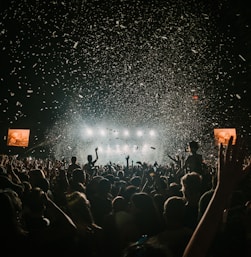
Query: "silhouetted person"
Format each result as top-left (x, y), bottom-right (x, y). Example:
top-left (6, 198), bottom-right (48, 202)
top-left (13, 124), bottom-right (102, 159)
top-left (129, 191), bottom-right (164, 238)
top-left (184, 141), bottom-right (203, 175)
top-left (89, 177), bottom-right (113, 227)
top-left (83, 148), bottom-right (98, 177)
top-left (69, 168), bottom-right (86, 194)
top-left (180, 172), bottom-right (203, 231)
top-left (67, 156), bottom-right (81, 182)
top-left (66, 191), bottom-right (105, 256)
top-left (148, 196), bottom-right (193, 257)
top-left (0, 189), bottom-right (30, 256)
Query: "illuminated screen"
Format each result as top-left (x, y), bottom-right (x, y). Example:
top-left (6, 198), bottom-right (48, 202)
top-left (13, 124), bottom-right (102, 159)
top-left (214, 128), bottom-right (236, 146)
top-left (7, 129), bottom-right (30, 147)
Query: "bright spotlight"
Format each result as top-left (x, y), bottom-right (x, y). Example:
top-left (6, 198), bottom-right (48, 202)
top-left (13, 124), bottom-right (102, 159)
top-left (99, 129), bottom-right (106, 136)
top-left (113, 130), bottom-right (119, 137)
top-left (142, 143), bottom-right (149, 152)
top-left (149, 130), bottom-right (155, 137)
top-left (86, 128), bottom-right (93, 136)
top-left (137, 130), bottom-right (143, 137)
top-left (133, 145), bottom-right (138, 152)
top-left (123, 129), bottom-right (129, 137)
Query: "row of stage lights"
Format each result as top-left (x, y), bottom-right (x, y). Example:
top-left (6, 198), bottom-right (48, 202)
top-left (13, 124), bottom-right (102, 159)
top-left (96, 143), bottom-right (156, 154)
top-left (82, 128), bottom-right (157, 138)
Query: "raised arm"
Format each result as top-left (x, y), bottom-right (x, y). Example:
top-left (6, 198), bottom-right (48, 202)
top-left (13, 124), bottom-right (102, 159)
top-left (42, 191), bottom-right (77, 239)
top-left (182, 136), bottom-right (251, 257)
top-left (94, 147), bottom-right (98, 162)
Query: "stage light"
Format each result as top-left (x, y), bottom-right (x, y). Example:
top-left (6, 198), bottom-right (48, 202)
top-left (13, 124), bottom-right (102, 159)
top-left (113, 130), bottom-right (119, 137)
top-left (142, 143), bottom-right (149, 152)
top-left (99, 128), bottom-right (106, 136)
top-left (86, 128), bottom-right (93, 136)
top-left (136, 130), bottom-right (143, 137)
top-left (123, 129), bottom-right (129, 137)
top-left (149, 130), bottom-right (155, 137)
top-left (192, 94), bottom-right (199, 100)
top-left (133, 145), bottom-right (138, 152)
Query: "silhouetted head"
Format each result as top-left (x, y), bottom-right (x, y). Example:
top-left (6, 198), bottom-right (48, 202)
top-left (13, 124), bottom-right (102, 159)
top-left (189, 141), bottom-right (199, 152)
top-left (72, 168), bottom-right (86, 184)
top-left (71, 156), bottom-right (77, 164)
top-left (87, 154), bottom-right (92, 163)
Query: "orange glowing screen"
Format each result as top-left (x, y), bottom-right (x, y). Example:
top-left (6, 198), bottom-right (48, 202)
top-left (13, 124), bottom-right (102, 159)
top-left (7, 129), bottom-right (30, 147)
top-left (214, 128), bottom-right (236, 146)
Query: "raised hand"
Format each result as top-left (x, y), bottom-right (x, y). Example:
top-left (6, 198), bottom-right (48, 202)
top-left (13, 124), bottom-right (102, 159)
top-left (217, 136), bottom-right (250, 194)
top-left (182, 135), bottom-right (251, 257)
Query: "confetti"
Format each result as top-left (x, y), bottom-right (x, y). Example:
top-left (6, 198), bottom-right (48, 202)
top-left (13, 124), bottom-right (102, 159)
top-left (0, 0), bottom-right (250, 163)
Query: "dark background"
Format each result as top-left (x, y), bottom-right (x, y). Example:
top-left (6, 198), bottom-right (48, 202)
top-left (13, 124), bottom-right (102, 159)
top-left (0, 0), bottom-right (250, 161)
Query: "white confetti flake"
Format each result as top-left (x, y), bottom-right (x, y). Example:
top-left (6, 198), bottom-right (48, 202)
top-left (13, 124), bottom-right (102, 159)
top-left (0, 0), bottom-right (249, 164)
top-left (73, 41), bottom-right (79, 49)
top-left (238, 54), bottom-right (246, 62)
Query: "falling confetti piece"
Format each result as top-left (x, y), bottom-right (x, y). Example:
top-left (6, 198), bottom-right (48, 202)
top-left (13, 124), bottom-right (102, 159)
top-left (238, 54), bottom-right (246, 62)
top-left (73, 41), bottom-right (79, 49)
top-left (0, 0), bottom-right (249, 164)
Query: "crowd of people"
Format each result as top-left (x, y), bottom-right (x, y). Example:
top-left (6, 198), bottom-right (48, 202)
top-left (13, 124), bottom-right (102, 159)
top-left (0, 136), bottom-right (251, 257)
